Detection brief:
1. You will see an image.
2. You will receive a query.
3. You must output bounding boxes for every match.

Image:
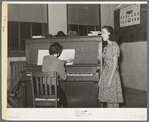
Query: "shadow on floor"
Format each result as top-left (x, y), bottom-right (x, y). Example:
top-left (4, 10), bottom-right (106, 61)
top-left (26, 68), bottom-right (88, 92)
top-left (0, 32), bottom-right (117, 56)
top-left (8, 87), bottom-right (147, 108)
top-left (120, 87), bottom-right (147, 108)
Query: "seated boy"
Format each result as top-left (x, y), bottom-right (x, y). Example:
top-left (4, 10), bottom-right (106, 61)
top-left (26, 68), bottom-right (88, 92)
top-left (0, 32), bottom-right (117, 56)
top-left (42, 42), bottom-right (72, 107)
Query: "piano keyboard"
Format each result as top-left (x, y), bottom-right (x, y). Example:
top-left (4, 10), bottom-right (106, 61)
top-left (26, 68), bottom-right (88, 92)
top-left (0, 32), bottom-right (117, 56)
top-left (67, 73), bottom-right (93, 76)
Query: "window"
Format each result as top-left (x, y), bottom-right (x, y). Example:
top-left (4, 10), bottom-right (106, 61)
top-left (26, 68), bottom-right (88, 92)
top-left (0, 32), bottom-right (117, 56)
top-left (67, 4), bottom-right (101, 36)
top-left (68, 25), bottom-right (101, 36)
top-left (8, 21), bottom-right (47, 57)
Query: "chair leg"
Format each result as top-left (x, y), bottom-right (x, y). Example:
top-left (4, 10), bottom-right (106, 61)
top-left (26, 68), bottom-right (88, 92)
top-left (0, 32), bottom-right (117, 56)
top-left (60, 105), bottom-right (63, 108)
top-left (8, 79), bottom-right (20, 97)
top-left (8, 97), bottom-right (19, 107)
top-left (7, 79), bottom-right (21, 108)
top-left (7, 102), bottom-right (12, 108)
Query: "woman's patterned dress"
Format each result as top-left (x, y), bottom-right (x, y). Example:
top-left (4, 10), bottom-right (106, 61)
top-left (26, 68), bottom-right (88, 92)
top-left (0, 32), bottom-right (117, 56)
top-left (98, 41), bottom-right (124, 103)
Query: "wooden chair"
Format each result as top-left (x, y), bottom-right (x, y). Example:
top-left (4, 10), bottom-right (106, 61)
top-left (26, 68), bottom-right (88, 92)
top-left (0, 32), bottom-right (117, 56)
top-left (31, 71), bottom-right (59, 108)
top-left (7, 79), bottom-right (20, 108)
top-left (7, 71), bottom-right (31, 108)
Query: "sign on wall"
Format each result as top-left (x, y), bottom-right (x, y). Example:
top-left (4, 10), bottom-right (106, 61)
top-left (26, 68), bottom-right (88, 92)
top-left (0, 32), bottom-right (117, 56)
top-left (120, 4), bottom-right (140, 27)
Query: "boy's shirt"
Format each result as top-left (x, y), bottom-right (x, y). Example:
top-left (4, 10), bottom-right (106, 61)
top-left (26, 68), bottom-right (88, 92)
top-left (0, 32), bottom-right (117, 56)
top-left (42, 55), bottom-right (67, 81)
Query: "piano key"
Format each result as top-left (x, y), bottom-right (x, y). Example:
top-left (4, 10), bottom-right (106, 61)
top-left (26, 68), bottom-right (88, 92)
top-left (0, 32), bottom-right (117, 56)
top-left (67, 73), bottom-right (93, 76)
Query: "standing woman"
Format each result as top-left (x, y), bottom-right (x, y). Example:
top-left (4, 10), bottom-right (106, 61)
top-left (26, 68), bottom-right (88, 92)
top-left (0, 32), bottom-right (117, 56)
top-left (98, 26), bottom-right (124, 108)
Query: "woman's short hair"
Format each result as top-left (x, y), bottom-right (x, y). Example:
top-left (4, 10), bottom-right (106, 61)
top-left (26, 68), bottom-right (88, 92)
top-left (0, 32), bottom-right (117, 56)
top-left (49, 42), bottom-right (63, 56)
top-left (102, 26), bottom-right (118, 41)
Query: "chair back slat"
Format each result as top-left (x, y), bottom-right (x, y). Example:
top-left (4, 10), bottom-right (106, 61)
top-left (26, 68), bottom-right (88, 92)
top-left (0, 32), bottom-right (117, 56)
top-left (40, 77), bottom-right (43, 95)
top-left (44, 76), bottom-right (48, 95)
top-left (31, 71), bottom-right (58, 108)
top-left (48, 78), bottom-right (52, 95)
top-left (54, 78), bottom-right (57, 97)
top-left (36, 77), bottom-right (39, 95)
top-left (30, 72), bottom-right (35, 107)
top-left (54, 78), bottom-right (58, 107)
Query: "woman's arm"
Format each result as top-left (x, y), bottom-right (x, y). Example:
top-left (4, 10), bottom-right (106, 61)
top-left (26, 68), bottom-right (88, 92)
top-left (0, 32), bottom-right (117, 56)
top-left (107, 57), bottom-right (118, 88)
top-left (58, 61), bottom-right (67, 80)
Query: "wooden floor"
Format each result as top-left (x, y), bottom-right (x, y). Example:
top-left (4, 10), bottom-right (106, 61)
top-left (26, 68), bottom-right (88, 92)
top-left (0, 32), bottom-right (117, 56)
top-left (120, 87), bottom-right (147, 108)
top-left (9, 87), bottom-right (147, 108)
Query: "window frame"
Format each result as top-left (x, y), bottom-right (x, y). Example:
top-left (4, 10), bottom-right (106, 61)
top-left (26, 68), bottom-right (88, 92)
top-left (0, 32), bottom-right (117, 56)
top-left (8, 21), bottom-right (46, 57)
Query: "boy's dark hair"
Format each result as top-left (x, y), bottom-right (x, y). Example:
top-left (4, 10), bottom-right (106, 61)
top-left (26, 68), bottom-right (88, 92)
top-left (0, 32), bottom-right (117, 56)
top-left (49, 42), bottom-right (63, 56)
top-left (102, 26), bottom-right (118, 41)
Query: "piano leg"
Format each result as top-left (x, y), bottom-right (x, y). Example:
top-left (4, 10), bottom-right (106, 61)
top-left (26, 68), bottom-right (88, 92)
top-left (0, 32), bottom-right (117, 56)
top-left (99, 102), bottom-right (103, 108)
top-left (94, 83), bottom-right (104, 108)
top-left (94, 82), bottom-right (104, 108)
top-left (22, 82), bottom-right (27, 107)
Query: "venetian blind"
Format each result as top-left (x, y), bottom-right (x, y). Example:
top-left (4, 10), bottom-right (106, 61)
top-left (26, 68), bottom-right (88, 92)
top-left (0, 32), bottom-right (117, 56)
top-left (8, 4), bottom-right (47, 23)
top-left (68, 4), bottom-right (99, 26)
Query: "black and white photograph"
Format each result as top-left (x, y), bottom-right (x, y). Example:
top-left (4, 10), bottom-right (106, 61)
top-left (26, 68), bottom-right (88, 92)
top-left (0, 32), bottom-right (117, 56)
top-left (1, 1), bottom-right (147, 121)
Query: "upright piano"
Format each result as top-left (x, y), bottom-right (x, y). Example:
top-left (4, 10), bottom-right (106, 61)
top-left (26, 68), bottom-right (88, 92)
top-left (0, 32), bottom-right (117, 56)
top-left (24, 36), bottom-right (102, 107)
